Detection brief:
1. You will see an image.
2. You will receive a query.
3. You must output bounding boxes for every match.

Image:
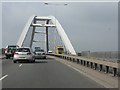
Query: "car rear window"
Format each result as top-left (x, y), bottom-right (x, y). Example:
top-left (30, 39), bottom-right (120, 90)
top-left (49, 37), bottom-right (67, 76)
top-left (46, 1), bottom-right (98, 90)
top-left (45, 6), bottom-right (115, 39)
top-left (35, 49), bottom-right (44, 52)
top-left (16, 48), bottom-right (30, 52)
top-left (8, 46), bottom-right (17, 50)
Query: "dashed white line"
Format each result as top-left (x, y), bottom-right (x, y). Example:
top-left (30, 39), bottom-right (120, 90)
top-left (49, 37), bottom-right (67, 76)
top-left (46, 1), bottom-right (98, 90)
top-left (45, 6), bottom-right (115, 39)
top-left (19, 64), bottom-right (22, 67)
top-left (0, 75), bottom-right (8, 81)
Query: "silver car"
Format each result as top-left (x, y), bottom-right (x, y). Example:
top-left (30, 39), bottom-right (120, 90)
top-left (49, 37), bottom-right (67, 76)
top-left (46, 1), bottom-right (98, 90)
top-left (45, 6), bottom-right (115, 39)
top-left (13, 47), bottom-right (35, 63)
top-left (34, 49), bottom-right (46, 59)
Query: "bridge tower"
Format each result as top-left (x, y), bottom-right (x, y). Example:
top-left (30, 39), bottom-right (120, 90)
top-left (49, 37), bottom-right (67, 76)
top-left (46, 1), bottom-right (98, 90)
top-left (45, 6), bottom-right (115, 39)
top-left (17, 15), bottom-right (76, 55)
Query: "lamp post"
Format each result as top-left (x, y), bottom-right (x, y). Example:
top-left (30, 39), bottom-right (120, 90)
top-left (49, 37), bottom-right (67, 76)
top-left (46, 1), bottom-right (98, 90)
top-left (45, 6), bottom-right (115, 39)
top-left (44, 2), bottom-right (68, 25)
top-left (44, 2), bottom-right (68, 5)
top-left (44, 2), bottom-right (68, 53)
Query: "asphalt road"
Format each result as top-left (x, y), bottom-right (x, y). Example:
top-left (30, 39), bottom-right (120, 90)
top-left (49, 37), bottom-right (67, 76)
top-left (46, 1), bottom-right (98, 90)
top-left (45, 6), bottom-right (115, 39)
top-left (1, 56), bottom-right (104, 88)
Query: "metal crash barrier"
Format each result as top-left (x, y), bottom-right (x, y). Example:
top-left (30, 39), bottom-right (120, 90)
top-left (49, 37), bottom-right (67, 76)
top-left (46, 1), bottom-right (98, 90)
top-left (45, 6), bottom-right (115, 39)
top-left (47, 53), bottom-right (119, 77)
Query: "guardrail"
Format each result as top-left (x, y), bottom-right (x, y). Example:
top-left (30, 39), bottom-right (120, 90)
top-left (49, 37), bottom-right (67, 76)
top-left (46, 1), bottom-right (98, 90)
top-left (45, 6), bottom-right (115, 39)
top-left (47, 53), bottom-right (119, 77)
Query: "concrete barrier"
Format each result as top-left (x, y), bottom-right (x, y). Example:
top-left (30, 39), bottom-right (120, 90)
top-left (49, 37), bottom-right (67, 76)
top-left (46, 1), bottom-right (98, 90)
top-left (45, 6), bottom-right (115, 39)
top-left (47, 53), bottom-right (119, 77)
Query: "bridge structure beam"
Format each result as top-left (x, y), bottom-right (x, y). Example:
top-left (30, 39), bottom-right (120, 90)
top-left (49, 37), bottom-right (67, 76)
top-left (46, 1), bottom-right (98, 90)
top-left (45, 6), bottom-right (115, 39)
top-left (17, 15), bottom-right (76, 55)
top-left (46, 20), bottom-right (49, 53)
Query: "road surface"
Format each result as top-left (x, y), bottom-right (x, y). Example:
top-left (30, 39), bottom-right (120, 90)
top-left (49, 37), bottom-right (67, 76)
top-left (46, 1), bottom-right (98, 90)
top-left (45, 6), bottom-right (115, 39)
top-left (2, 56), bottom-right (104, 88)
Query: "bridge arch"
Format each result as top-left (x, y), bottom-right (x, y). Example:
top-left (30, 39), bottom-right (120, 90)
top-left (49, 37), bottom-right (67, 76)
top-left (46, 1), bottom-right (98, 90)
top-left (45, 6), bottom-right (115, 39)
top-left (17, 15), bottom-right (76, 55)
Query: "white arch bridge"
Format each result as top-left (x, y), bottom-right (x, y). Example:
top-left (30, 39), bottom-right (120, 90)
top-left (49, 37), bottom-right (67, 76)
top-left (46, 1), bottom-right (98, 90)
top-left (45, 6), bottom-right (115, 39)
top-left (2, 15), bottom-right (119, 89)
top-left (17, 15), bottom-right (76, 55)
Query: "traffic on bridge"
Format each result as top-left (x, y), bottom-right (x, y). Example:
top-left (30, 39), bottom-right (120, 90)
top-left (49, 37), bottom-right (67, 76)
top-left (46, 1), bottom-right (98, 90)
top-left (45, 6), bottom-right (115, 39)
top-left (1, 1), bottom-right (119, 89)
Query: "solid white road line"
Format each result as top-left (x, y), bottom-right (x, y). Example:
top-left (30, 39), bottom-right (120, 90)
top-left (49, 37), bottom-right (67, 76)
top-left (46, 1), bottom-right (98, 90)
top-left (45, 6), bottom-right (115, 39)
top-left (0, 75), bottom-right (8, 81)
top-left (19, 64), bottom-right (22, 67)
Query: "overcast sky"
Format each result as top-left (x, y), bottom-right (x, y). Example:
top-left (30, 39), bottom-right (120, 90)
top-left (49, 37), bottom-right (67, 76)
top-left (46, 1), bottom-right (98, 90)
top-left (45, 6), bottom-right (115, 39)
top-left (1, 1), bottom-right (118, 52)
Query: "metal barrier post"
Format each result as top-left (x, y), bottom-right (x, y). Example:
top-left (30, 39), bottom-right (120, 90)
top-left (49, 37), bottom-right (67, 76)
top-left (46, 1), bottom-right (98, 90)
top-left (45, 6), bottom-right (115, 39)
top-left (99, 64), bottom-right (103, 71)
top-left (83, 61), bottom-right (86, 66)
top-left (94, 63), bottom-right (97, 70)
top-left (113, 68), bottom-right (117, 76)
top-left (87, 61), bottom-right (89, 67)
top-left (77, 59), bottom-right (79, 64)
top-left (105, 66), bottom-right (109, 74)
top-left (90, 62), bottom-right (93, 68)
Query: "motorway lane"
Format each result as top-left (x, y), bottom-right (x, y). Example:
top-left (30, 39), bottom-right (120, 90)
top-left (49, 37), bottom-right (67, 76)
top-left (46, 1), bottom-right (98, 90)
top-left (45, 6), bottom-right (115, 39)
top-left (2, 56), bottom-right (104, 88)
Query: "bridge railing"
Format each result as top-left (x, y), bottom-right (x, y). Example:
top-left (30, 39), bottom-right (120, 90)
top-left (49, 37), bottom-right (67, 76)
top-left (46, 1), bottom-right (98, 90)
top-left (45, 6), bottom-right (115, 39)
top-left (47, 53), bottom-right (120, 77)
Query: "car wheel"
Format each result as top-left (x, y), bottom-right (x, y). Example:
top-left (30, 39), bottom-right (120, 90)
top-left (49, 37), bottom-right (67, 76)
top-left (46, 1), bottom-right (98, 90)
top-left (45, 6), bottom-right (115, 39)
top-left (30, 60), bottom-right (35, 63)
top-left (33, 59), bottom-right (35, 63)
top-left (44, 56), bottom-right (46, 59)
top-left (8, 56), bottom-right (11, 59)
top-left (13, 60), bottom-right (16, 63)
top-left (6, 56), bottom-right (8, 59)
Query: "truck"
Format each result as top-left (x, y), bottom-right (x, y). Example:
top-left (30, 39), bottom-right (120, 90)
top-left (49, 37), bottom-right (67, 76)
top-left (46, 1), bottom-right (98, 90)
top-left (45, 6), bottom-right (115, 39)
top-left (55, 45), bottom-right (64, 54)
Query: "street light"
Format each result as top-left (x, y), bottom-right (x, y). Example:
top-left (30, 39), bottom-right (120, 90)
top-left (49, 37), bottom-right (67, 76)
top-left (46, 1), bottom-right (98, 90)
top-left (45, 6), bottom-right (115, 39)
top-left (44, 2), bottom-right (68, 24)
top-left (44, 2), bottom-right (68, 6)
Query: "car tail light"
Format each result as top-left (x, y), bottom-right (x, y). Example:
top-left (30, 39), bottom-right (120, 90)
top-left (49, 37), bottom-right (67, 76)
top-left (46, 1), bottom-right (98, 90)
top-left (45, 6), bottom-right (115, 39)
top-left (27, 52), bottom-right (31, 55)
top-left (5, 49), bottom-right (8, 53)
top-left (14, 52), bottom-right (18, 55)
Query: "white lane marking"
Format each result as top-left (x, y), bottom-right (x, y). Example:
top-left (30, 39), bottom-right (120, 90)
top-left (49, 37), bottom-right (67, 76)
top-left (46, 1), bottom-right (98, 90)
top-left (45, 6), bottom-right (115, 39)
top-left (0, 75), bottom-right (8, 80)
top-left (19, 64), bottom-right (22, 67)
